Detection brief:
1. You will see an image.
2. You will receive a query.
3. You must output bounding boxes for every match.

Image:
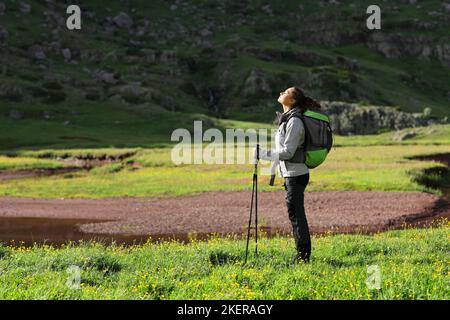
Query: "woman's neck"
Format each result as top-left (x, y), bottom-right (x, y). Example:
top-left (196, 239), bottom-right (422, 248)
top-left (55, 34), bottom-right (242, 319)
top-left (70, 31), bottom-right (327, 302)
top-left (282, 104), bottom-right (293, 113)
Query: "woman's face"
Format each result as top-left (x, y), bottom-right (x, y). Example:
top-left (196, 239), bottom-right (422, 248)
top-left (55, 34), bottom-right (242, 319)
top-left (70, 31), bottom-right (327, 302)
top-left (277, 87), bottom-right (296, 107)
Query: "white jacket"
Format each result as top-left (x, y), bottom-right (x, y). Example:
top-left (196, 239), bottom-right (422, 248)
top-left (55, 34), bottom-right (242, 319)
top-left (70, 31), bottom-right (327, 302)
top-left (259, 109), bottom-right (309, 178)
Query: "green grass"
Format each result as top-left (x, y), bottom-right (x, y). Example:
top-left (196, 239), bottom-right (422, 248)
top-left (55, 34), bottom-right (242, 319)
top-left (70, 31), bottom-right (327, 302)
top-left (0, 156), bottom-right (67, 171)
top-left (0, 223), bottom-right (448, 299)
top-left (0, 124), bottom-right (449, 198)
top-left (0, 101), bottom-right (226, 150)
top-left (0, 145), bottom-right (448, 199)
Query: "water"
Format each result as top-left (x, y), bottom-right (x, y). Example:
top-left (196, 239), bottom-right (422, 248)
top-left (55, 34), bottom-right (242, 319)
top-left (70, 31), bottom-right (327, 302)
top-left (0, 217), bottom-right (153, 247)
top-left (0, 217), bottom-right (274, 247)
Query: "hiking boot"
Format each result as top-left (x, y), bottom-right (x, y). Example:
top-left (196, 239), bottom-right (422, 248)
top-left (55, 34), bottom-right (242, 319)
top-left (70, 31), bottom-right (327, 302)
top-left (292, 253), bottom-right (309, 266)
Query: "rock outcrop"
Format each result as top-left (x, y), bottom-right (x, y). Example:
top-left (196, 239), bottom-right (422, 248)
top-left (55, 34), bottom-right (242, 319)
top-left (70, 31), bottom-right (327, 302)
top-left (321, 101), bottom-right (440, 135)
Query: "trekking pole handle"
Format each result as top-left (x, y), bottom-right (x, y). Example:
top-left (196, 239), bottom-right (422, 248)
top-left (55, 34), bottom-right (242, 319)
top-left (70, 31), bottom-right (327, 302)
top-left (256, 144), bottom-right (259, 161)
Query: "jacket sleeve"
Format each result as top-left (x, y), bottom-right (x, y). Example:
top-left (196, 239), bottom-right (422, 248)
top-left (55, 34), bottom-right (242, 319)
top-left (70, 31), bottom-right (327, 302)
top-left (259, 117), bottom-right (303, 161)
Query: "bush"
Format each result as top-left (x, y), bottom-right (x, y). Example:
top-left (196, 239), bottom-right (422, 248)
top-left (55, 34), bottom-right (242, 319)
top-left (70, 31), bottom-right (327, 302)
top-left (43, 91), bottom-right (67, 104)
top-left (0, 85), bottom-right (24, 102)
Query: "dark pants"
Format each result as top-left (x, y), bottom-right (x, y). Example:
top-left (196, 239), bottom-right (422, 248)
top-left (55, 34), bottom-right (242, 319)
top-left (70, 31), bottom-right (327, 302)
top-left (283, 173), bottom-right (311, 263)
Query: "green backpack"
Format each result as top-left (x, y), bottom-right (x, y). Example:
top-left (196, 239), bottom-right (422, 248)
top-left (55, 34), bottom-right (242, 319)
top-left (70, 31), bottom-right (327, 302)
top-left (282, 109), bottom-right (333, 169)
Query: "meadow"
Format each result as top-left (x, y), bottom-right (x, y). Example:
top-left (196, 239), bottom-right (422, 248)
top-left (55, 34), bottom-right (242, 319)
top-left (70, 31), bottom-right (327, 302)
top-left (0, 124), bottom-right (448, 300)
top-left (0, 124), bottom-right (449, 199)
top-left (0, 0), bottom-right (449, 300)
top-left (0, 223), bottom-right (448, 299)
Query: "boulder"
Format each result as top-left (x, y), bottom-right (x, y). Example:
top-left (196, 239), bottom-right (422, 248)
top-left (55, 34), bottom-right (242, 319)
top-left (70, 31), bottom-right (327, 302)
top-left (443, 3), bottom-right (450, 13)
top-left (392, 131), bottom-right (417, 141)
top-left (0, 25), bottom-right (7, 42)
top-left (261, 4), bottom-right (273, 15)
top-left (367, 33), bottom-right (401, 58)
top-left (421, 46), bottom-right (432, 60)
top-left (28, 45), bottom-right (46, 60)
top-left (427, 11), bottom-right (441, 17)
top-left (92, 70), bottom-right (119, 84)
top-left (19, 2), bottom-right (31, 13)
top-left (48, 41), bottom-right (61, 54)
top-left (113, 12), bottom-right (133, 28)
top-left (199, 28), bottom-right (212, 37)
top-left (136, 26), bottom-right (147, 37)
top-left (62, 48), bottom-right (71, 62)
top-left (117, 84), bottom-right (149, 104)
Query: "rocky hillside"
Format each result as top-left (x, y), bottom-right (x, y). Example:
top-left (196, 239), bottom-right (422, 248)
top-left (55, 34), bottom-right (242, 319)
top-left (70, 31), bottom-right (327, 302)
top-left (0, 0), bottom-right (449, 146)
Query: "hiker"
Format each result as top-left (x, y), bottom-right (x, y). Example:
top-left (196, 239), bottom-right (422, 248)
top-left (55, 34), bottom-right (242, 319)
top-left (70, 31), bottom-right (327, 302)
top-left (255, 87), bottom-right (322, 264)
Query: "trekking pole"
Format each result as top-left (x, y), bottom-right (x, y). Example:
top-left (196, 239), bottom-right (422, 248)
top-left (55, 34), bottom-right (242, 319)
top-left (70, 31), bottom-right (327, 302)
top-left (255, 145), bottom-right (258, 257)
top-left (244, 144), bottom-right (259, 265)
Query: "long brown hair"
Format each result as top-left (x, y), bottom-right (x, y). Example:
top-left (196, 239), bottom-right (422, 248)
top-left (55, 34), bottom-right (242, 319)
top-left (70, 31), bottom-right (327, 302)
top-left (291, 87), bottom-right (321, 113)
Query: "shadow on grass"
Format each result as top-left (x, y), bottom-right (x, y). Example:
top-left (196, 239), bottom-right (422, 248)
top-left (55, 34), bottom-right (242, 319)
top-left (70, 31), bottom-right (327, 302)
top-left (209, 250), bottom-right (240, 266)
top-left (408, 153), bottom-right (450, 193)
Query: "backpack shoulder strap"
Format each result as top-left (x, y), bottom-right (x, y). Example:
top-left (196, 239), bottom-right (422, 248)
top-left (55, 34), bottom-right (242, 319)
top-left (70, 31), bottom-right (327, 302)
top-left (281, 113), bottom-right (304, 135)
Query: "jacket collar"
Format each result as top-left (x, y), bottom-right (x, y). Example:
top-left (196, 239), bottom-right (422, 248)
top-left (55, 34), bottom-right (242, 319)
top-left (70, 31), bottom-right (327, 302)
top-left (276, 107), bottom-right (302, 125)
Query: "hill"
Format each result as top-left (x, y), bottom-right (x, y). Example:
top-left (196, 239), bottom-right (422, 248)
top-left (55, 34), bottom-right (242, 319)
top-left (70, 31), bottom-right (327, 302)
top-left (0, 0), bottom-right (449, 149)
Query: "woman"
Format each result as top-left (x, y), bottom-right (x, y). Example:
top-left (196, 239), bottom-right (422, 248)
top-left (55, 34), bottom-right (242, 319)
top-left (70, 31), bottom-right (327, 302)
top-left (257, 87), bottom-right (321, 264)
